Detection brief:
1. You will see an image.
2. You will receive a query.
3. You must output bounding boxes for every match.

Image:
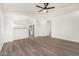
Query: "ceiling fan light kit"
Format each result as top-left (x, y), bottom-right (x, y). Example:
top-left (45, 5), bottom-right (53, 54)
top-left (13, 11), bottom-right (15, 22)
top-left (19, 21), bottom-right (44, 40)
top-left (43, 10), bottom-right (48, 13)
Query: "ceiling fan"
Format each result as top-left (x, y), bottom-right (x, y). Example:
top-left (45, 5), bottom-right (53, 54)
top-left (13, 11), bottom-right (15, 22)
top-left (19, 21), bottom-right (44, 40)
top-left (36, 3), bottom-right (55, 13)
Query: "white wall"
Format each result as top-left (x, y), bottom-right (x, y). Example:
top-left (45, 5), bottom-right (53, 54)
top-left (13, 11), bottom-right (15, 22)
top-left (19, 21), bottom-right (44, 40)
top-left (0, 4), bottom-right (4, 50)
top-left (3, 13), bottom-right (14, 42)
top-left (51, 11), bottom-right (79, 42)
top-left (0, 12), bottom-right (2, 50)
top-left (3, 12), bottom-right (36, 42)
top-left (14, 29), bottom-right (28, 39)
top-left (2, 12), bottom-right (51, 43)
top-left (13, 14), bottom-right (35, 40)
top-left (35, 19), bottom-right (51, 37)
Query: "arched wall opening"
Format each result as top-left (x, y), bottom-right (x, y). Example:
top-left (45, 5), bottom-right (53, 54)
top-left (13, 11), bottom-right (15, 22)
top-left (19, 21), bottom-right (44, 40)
top-left (3, 12), bottom-right (36, 42)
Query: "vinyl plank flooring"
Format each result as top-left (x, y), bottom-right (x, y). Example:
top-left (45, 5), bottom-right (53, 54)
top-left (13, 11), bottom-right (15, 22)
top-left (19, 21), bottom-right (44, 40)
top-left (0, 36), bottom-right (79, 56)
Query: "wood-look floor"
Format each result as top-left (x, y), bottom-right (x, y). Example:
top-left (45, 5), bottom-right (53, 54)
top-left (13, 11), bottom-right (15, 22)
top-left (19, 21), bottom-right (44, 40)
top-left (0, 36), bottom-right (79, 56)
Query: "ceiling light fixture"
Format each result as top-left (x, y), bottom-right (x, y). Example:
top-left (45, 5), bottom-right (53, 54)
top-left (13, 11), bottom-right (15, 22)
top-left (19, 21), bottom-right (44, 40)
top-left (43, 10), bottom-right (48, 13)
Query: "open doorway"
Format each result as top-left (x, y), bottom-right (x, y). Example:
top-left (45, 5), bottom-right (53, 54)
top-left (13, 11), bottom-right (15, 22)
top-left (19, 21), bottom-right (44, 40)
top-left (28, 24), bottom-right (34, 38)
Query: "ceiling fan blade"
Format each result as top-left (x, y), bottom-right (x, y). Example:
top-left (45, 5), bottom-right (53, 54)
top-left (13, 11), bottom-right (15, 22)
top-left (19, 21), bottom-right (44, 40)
top-left (44, 3), bottom-right (49, 8)
top-left (38, 9), bottom-right (43, 12)
top-left (46, 3), bottom-right (49, 7)
top-left (46, 7), bottom-right (55, 9)
top-left (36, 5), bottom-right (43, 9)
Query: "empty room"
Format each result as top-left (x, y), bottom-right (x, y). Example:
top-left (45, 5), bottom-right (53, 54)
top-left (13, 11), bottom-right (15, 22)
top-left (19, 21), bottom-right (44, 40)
top-left (0, 3), bottom-right (79, 56)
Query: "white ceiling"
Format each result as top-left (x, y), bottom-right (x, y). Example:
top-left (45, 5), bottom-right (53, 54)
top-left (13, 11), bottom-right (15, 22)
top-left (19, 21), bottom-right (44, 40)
top-left (2, 3), bottom-right (69, 14)
top-left (1, 3), bottom-right (79, 29)
top-left (2, 3), bottom-right (79, 18)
